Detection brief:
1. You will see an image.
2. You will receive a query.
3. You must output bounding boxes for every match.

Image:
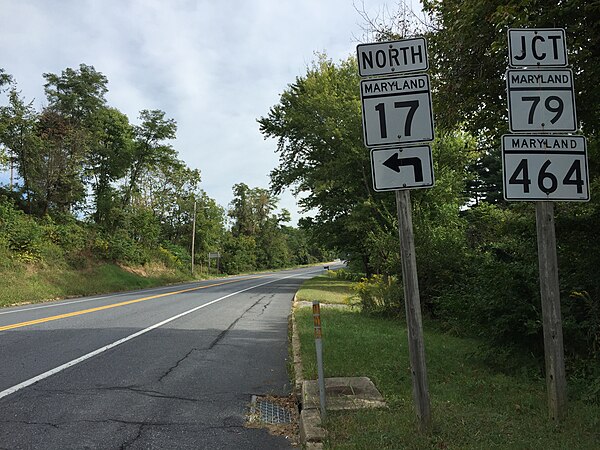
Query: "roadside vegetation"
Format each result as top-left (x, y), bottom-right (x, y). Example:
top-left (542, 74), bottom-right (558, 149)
top-left (0, 66), bottom-right (334, 307)
top-left (261, 0), bottom-right (600, 411)
top-left (295, 273), bottom-right (600, 449)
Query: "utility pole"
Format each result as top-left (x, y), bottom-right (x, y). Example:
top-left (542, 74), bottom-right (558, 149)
top-left (191, 200), bottom-right (197, 276)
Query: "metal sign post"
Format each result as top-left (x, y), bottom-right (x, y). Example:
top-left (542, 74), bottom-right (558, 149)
top-left (312, 301), bottom-right (326, 420)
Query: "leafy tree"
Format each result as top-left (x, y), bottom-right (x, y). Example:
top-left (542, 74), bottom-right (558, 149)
top-left (43, 63), bottom-right (108, 126)
top-left (228, 182), bottom-right (277, 237)
top-left (0, 87), bottom-right (40, 209)
top-left (421, 0), bottom-right (600, 201)
top-left (259, 55), bottom-right (396, 275)
top-left (123, 109), bottom-right (177, 206)
top-left (86, 107), bottom-right (134, 224)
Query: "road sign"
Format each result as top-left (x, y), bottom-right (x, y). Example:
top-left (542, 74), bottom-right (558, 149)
top-left (361, 74), bottom-right (434, 148)
top-left (502, 134), bottom-right (589, 201)
top-left (371, 146), bottom-right (434, 191)
top-left (357, 38), bottom-right (428, 77)
top-left (506, 69), bottom-right (576, 132)
top-left (508, 28), bottom-right (567, 67)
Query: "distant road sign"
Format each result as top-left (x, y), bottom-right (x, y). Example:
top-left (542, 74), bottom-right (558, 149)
top-left (357, 38), bottom-right (428, 77)
top-left (506, 69), bottom-right (576, 132)
top-left (360, 74), bottom-right (434, 148)
top-left (508, 28), bottom-right (567, 67)
top-left (371, 146), bottom-right (434, 191)
top-left (502, 134), bottom-right (589, 201)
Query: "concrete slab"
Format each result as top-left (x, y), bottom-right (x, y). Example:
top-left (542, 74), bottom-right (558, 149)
top-left (299, 409), bottom-right (327, 443)
top-left (302, 377), bottom-right (387, 411)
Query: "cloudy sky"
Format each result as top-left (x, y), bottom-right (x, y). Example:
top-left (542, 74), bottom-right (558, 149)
top-left (0, 0), bottom-right (421, 224)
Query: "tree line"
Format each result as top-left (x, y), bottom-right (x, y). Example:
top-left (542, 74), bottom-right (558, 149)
top-left (0, 64), bottom-right (331, 274)
top-left (259, 0), bottom-right (599, 402)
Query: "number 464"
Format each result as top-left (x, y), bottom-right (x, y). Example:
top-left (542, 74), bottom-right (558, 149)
top-left (509, 158), bottom-right (585, 194)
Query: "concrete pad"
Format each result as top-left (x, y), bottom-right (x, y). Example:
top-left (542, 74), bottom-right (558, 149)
top-left (299, 409), bottom-right (327, 443)
top-left (302, 377), bottom-right (386, 411)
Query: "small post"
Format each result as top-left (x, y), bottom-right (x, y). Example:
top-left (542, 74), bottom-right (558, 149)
top-left (191, 201), bottom-right (197, 276)
top-left (395, 190), bottom-right (432, 431)
top-left (535, 201), bottom-right (567, 421)
top-left (313, 300), bottom-right (327, 420)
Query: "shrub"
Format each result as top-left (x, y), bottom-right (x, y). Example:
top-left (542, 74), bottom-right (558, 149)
top-left (354, 274), bottom-right (404, 316)
top-left (328, 268), bottom-right (364, 282)
top-left (0, 198), bottom-right (43, 261)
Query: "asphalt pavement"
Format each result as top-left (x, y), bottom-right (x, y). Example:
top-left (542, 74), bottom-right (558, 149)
top-left (0, 267), bottom-right (324, 449)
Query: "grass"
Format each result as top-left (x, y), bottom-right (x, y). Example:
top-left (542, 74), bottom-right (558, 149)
top-left (294, 279), bottom-right (600, 449)
top-left (0, 258), bottom-right (189, 308)
top-left (295, 273), bottom-right (358, 305)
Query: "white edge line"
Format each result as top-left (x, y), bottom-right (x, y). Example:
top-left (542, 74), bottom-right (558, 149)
top-left (0, 270), bottom-right (319, 401)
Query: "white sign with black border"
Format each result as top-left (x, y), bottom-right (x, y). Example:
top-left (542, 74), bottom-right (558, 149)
top-left (506, 68), bottom-right (577, 133)
top-left (357, 38), bottom-right (428, 77)
top-left (371, 146), bottom-right (434, 191)
top-left (361, 74), bottom-right (434, 148)
top-left (502, 134), bottom-right (589, 201)
top-left (508, 28), bottom-right (568, 67)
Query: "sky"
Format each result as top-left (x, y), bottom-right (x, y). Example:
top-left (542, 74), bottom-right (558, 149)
top-left (0, 0), bottom-right (422, 225)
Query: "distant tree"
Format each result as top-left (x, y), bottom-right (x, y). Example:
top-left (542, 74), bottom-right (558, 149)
top-left (228, 183), bottom-right (277, 237)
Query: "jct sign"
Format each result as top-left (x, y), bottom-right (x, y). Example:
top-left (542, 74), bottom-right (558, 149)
top-left (508, 28), bottom-right (568, 67)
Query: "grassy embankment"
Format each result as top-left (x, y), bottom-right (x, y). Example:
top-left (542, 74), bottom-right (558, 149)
top-left (295, 274), bottom-right (600, 449)
top-left (0, 248), bottom-right (192, 308)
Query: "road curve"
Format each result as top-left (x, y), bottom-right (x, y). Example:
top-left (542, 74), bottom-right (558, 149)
top-left (0, 266), bottom-right (325, 449)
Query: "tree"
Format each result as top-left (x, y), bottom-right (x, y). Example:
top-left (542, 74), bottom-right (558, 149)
top-left (123, 109), bottom-right (177, 206)
top-left (86, 107), bottom-right (134, 224)
top-left (421, 0), bottom-right (600, 201)
top-left (0, 87), bottom-right (40, 208)
top-left (259, 54), bottom-right (396, 275)
top-left (43, 64), bottom-right (108, 126)
top-left (228, 183), bottom-right (277, 237)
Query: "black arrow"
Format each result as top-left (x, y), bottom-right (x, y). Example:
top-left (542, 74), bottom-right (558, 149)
top-left (382, 153), bottom-right (424, 182)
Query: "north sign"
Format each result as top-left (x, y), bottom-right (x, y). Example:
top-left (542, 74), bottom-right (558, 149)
top-left (508, 28), bottom-right (567, 67)
top-left (502, 134), bottom-right (589, 201)
top-left (371, 146), bottom-right (434, 191)
top-left (357, 38), bottom-right (428, 77)
top-left (506, 68), bottom-right (576, 132)
top-left (360, 74), bottom-right (434, 148)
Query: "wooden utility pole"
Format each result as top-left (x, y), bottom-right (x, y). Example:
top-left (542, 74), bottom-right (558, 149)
top-left (396, 190), bottom-right (431, 431)
top-left (535, 201), bottom-right (567, 421)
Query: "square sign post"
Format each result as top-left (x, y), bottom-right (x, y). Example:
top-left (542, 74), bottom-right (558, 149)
top-left (504, 28), bottom-right (588, 422)
top-left (358, 38), bottom-right (433, 432)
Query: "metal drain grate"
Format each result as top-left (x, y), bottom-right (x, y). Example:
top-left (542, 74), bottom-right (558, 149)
top-left (250, 395), bottom-right (294, 424)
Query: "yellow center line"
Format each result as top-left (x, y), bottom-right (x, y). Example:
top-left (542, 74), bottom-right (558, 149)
top-left (0, 275), bottom-right (266, 332)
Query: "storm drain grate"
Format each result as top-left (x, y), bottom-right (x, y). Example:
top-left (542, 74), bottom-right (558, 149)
top-left (250, 395), bottom-right (294, 424)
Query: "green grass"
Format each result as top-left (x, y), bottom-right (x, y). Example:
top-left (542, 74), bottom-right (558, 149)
top-left (296, 273), bottom-right (358, 305)
top-left (0, 260), bottom-right (189, 307)
top-left (295, 291), bottom-right (600, 448)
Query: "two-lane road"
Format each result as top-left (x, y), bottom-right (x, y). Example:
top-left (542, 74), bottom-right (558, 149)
top-left (0, 266), bottom-right (325, 449)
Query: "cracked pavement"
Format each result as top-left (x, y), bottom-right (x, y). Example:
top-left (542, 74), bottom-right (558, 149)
top-left (0, 269), bottom-right (319, 449)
